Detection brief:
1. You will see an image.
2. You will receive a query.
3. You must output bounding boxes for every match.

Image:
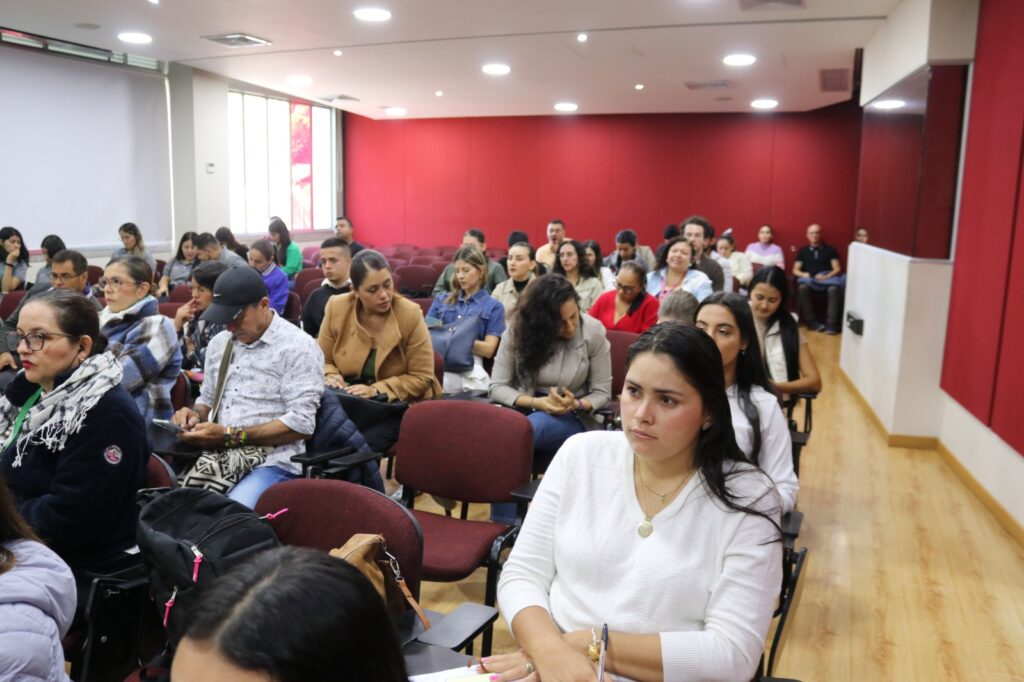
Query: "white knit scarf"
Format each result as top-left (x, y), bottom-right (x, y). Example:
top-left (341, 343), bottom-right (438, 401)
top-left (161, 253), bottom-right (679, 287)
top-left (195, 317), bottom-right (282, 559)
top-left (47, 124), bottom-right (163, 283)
top-left (0, 352), bottom-right (124, 468)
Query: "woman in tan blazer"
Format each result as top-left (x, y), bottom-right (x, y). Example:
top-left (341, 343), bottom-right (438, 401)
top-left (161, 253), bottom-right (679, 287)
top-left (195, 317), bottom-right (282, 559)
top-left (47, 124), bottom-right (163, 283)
top-left (318, 250), bottom-right (441, 402)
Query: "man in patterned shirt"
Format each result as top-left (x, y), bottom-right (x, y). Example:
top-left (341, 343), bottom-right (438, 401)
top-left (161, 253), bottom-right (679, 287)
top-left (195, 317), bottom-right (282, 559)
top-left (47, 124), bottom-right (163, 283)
top-left (172, 266), bottom-right (324, 507)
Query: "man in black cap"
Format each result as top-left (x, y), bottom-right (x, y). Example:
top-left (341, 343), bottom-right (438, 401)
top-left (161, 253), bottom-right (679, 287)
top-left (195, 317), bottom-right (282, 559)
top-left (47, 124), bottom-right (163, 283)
top-left (171, 266), bottom-right (324, 508)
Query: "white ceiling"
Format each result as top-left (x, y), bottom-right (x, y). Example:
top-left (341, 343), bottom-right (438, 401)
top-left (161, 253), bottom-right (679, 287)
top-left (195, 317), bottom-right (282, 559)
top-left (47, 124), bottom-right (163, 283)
top-left (0, 0), bottom-right (900, 118)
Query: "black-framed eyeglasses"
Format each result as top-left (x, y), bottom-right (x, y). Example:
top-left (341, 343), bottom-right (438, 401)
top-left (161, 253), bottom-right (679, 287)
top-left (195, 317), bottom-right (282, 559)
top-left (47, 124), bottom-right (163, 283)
top-left (49, 272), bottom-right (85, 284)
top-left (98, 276), bottom-right (140, 291)
top-left (6, 331), bottom-right (75, 351)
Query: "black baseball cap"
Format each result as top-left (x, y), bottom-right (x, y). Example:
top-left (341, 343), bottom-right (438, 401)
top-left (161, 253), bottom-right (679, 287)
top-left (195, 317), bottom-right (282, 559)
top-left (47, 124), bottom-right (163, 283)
top-left (201, 265), bottom-right (268, 324)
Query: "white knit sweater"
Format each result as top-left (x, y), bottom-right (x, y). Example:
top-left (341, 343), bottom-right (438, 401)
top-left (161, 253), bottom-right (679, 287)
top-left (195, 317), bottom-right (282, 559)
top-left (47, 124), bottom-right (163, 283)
top-left (498, 431), bottom-right (782, 681)
top-left (727, 384), bottom-right (799, 514)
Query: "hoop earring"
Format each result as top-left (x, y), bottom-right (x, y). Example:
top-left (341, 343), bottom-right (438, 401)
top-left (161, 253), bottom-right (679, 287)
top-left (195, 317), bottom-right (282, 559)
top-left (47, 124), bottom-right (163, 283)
top-left (702, 420), bottom-right (711, 431)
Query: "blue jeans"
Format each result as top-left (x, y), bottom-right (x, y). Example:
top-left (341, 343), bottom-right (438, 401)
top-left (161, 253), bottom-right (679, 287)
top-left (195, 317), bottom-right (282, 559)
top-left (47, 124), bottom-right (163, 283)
top-left (491, 412), bottom-right (584, 523)
top-left (228, 465), bottom-right (297, 509)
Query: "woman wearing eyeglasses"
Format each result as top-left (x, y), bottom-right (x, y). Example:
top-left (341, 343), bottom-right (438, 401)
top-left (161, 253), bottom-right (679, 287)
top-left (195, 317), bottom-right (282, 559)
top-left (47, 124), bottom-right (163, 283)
top-left (587, 261), bottom-right (659, 334)
top-left (0, 289), bottom-right (147, 572)
top-left (99, 256), bottom-right (182, 425)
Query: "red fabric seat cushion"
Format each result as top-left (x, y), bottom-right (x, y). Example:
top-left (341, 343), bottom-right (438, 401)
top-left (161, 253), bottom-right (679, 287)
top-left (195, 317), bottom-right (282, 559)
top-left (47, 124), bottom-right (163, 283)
top-left (413, 510), bottom-right (508, 582)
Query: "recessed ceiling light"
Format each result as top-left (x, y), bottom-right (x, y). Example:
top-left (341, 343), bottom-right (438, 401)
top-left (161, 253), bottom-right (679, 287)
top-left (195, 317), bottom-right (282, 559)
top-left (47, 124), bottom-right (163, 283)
top-left (147, 0), bottom-right (159, 4)
top-left (333, 49), bottom-right (343, 56)
top-left (117, 31), bottom-right (152, 44)
top-left (353, 7), bottom-right (391, 22)
top-left (286, 75), bottom-right (313, 86)
top-left (751, 98), bottom-right (778, 109)
top-left (577, 33), bottom-right (588, 43)
top-left (872, 99), bottom-right (906, 110)
top-left (434, 90), bottom-right (444, 97)
top-left (723, 54), bottom-right (756, 67)
top-left (482, 63), bottom-right (511, 76)
top-left (554, 102), bottom-right (578, 112)
top-left (385, 106), bottom-right (407, 116)
top-left (634, 83), bottom-right (645, 91)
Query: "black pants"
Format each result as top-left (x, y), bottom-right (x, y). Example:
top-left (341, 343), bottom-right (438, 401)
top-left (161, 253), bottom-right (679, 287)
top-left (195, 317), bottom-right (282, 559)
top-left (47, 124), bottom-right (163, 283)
top-left (797, 283), bottom-right (842, 329)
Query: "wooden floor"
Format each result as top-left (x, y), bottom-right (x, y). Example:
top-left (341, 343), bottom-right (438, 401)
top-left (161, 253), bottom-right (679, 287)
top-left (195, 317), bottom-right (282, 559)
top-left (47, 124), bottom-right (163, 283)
top-left (404, 333), bottom-right (1024, 681)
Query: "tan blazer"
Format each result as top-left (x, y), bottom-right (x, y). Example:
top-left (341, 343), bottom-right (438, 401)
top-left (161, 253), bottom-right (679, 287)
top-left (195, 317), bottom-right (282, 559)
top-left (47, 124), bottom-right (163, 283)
top-left (318, 293), bottom-right (442, 402)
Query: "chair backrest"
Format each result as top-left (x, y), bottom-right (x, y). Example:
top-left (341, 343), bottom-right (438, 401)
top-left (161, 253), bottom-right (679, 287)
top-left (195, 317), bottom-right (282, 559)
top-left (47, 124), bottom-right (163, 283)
top-left (300, 279), bottom-right (323, 305)
top-left (387, 257), bottom-right (408, 272)
top-left (154, 259), bottom-right (167, 280)
top-left (283, 291), bottom-right (302, 323)
top-left (485, 248), bottom-right (506, 261)
top-left (433, 351), bottom-right (444, 385)
top-left (394, 265), bottom-right (437, 298)
top-left (410, 297), bottom-right (433, 316)
top-left (170, 372), bottom-right (190, 411)
top-left (255, 479), bottom-right (425, 598)
top-left (87, 265), bottom-right (103, 285)
top-left (301, 245), bottom-right (321, 263)
top-left (429, 261), bottom-right (448, 277)
top-left (146, 454), bottom-right (176, 488)
top-left (409, 255), bottom-right (437, 266)
top-left (168, 285), bottom-right (192, 303)
top-left (294, 267), bottom-right (324, 297)
top-left (604, 330), bottom-right (640, 398)
top-left (0, 289), bottom-right (27, 320)
top-left (158, 302), bottom-right (184, 319)
top-left (395, 401), bottom-right (533, 503)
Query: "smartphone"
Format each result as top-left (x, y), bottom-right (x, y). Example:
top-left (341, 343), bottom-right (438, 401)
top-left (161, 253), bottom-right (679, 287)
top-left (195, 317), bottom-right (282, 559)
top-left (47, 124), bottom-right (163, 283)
top-left (153, 419), bottom-right (184, 434)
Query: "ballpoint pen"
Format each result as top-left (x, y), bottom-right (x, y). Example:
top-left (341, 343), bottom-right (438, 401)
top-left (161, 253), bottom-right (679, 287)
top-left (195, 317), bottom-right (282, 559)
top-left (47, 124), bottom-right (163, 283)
top-left (597, 623), bottom-right (608, 680)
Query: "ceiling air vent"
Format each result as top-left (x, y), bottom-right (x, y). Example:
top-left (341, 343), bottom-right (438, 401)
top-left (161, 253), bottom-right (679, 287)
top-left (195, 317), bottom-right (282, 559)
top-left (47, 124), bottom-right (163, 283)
top-left (738, 0), bottom-right (805, 9)
top-left (324, 94), bottom-right (360, 102)
top-left (819, 68), bottom-right (851, 92)
top-left (685, 80), bottom-right (732, 91)
top-left (201, 33), bottom-right (272, 48)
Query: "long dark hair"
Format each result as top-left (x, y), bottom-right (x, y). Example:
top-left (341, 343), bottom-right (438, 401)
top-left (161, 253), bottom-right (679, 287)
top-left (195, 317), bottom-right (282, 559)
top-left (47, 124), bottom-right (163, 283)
top-left (118, 222), bottom-right (146, 256)
top-left (581, 239), bottom-right (604, 270)
top-left (626, 323), bottom-right (780, 529)
top-left (268, 218), bottom-right (292, 266)
top-left (553, 239), bottom-right (600, 280)
top-left (215, 226), bottom-right (243, 250)
top-left (654, 236), bottom-right (694, 272)
top-left (181, 547), bottom-right (408, 682)
top-left (175, 231), bottom-right (199, 263)
top-left (40, 234), bottom-right (67, 261)
top-left (618, 260), bottom-right (650, 316)
top-left (697, 292), bottom-right (772, 465)
top-left (511, 274), bottom-right (580, 389)
top-left (0, 226), bottom-right (29, 267)
top-left (0, 477), bottom-right (40, 575)
top-left (749, 266), bottom-right (799, 381)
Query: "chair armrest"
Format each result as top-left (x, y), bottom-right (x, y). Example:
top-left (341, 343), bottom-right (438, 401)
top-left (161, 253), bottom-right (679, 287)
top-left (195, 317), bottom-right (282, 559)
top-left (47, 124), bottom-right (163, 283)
top-left (791, 431), bottom-right (809, 447)
top-left (510, 479), bottom-right (542, 503)
top-left (781, 511), bottom-right (803, 550)
top-left (795, 392), bottom-right (818, 401)
top-left (291, 447), bottom-right (381, 478)
top-left (290, 447), bottom-right (356, 467)
top-left (415, 603), bottom-right (499, 651)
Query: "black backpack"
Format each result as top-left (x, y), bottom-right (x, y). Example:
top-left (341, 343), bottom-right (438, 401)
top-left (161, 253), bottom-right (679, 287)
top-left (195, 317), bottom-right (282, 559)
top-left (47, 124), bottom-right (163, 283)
top-left (136, 487), bottom-right (281, 647)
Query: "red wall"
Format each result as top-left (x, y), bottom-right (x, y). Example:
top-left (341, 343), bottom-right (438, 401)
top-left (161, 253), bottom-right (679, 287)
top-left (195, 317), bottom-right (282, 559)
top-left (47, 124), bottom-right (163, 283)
top-left (344, 103), bottom-right (862, 259)
top-left (941, 0), bottom-right (1024, 454)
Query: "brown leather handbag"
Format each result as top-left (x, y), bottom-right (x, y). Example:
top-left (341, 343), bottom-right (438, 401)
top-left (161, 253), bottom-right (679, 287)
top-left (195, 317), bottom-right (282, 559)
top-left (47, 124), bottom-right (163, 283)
top-left (331, 533), bottom-right (431, 629)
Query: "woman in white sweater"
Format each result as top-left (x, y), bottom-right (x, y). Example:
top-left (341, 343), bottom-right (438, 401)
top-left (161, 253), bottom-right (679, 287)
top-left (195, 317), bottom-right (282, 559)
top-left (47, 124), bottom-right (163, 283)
top-left (696, 292), bottom-right (799, 514)
top-left (491, 323), bottom-right (781, 682)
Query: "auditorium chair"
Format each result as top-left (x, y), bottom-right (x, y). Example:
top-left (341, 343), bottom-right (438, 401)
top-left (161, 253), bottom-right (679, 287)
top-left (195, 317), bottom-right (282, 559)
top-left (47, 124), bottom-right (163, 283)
top-left (395, 264), bottom-right (439, 298)
top-left (430, 260), bottom-right (448, 277)
top-left (168, 285), bottom-right (192, 303)
top-left (154, 259), bottom-right (166, 280)
top-left (301, 245), bottom-right (320, 264)
top-left (595, 329), bottom-right (640, 432)
top-left (157, 302), bottom-right (184, 319)
top-left (283, 291), bottom-right (302, 325)
top-left (410, 254), bottom-right (439, 266)
top-left (757, 546), bottom-right (809, 681)
top-left (411, 297), bottom-right (433, 316)
top-left (87, 265), bottom-right (103, 285)
top-left (0, 289), bottom-right (27, 319)
top-left (387, 257), bottom-right (409, 272)
top-left (394, 401), bottom-right (533, 656)
top-left (294, 266), bottom-right (324, 297)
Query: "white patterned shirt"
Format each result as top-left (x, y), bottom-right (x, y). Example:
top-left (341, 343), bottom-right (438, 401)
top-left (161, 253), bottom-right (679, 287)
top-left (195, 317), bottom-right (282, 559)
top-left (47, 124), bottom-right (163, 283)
top-left (198, 313), bottom-right (324, 473)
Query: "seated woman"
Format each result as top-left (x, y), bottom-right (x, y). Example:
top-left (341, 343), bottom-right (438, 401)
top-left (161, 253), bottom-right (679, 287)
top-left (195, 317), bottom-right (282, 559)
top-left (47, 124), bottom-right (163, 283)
top-left (0, 289), bottom-right (148, 571)
top-left (157, 231), bottom-right (199, 298)
top-left (319, 250), bottom-right (441, 448)
top-left (658, 287), bottom-right (699, 325)
top-left (697, 293), bottom-right (798, 514)
top-left (588, 261), bottom-right (659, 334)
top-left (717, 233), bottom-right (753, 288)
top-left (749, 266), bottom-right (822, 396)
top-left (0, 477), bottom-right (76, 680)
top-left (489, 274), bottom-right (611, 468)
top-left (646, 236), bottom-right (713, 303)
top-left (109, 222), bottom-right (157, 272)
top-left (0, 226), bottom-right (29, 296)
top-left (268, 218), bottom-right (303, 280)
top-left (34, 234), bottom-right (66, 288)
top-left (173, 261), bottom-right (229, 371)
top-left (426, 245), bottom-right (505, 392)
top-left (745, 223), bottom-right (785, 269)
top-left (247, 239), bottom-right (289, 314)
top-left (553, 239), bottom-right (605, 313)
top-left (99, 256), bottom-right (182, 424)
top-left (491, 241), bottom-right (538, 318)
top-left (215, 226), bottom-right (249, 261)
top-left (582, 239), bottom-right (615, 291)
top-left (172, 547), bottom-right (408, 682)
top-left (490, 323), bottom-right (781, 682)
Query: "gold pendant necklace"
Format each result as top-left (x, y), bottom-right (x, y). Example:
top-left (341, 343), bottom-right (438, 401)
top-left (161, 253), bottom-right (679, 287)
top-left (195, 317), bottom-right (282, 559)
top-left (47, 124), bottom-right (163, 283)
top-left (634, 455), bottom-right (694, 538)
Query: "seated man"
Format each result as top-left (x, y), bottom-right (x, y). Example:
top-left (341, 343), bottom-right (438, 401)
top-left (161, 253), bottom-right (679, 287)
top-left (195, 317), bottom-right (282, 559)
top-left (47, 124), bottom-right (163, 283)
top-left (603, 228), bottom-right (656, 273)
top-left (535, 219), bottom-right (567, 269)
top-left (0, 249), bottom-right (101, 390)
top-left (194, 232), bottom-right (247, 268)
top-left (794, 223), bottom-right (844, 334)
top-left (302, 238), bottom-right (352, 338)
top-left (172, 267), bottom-right (324, 508)
top-left (334, 216), bottom-right (365, 256)
top-left (680, 216), bottom-right (727, 292)
top-left (431, 228), bottom-right (507, 296)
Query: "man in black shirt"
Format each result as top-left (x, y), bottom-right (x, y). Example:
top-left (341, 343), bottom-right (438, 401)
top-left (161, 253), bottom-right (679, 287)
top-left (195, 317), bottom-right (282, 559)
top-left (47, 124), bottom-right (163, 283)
top-left (302, 238), bottom-right (352, 338)
top-left (334, 216), bottom-right (365, 256)
top-left (793, 223), bottom-right (844, 334)
top-left (681, 216), bottom-right (725, 292)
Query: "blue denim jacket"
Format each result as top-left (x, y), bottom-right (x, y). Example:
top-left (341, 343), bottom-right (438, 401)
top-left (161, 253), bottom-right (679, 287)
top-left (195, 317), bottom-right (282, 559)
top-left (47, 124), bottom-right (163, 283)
top-left (426, 288), bottom-right (506, 341)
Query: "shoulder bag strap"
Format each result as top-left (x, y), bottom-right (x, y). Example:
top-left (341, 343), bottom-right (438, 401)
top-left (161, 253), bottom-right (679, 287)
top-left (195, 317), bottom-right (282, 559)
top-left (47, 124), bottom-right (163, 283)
top-left (208, 341), bottom-right (234, 424)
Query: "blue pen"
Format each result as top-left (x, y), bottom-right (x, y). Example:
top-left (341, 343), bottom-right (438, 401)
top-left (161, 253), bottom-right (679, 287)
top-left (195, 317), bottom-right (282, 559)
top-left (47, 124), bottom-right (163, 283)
top-left (597, 623), bottom-right (608, 680)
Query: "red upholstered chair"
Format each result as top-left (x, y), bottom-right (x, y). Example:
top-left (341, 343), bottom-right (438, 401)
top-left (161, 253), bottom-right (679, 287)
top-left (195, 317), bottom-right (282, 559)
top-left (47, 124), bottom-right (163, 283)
top-left (168, 285), bottom-right (192, 303)
top-left (87, 265), bottom-right (103, 285)
top-left (300, 279), bottom-right (323, 305)
top-left (411, 297), bottom-right (433, 316)
top-left (387, 257), bottom-right (408, 271)
top-left (295, 267), bottom-right (324, 298)
top-left (390, 270), bottom-right (402, 292)
top-left (0, 289), bottom-right (27, 320)
top-left (170, 372), bottom-right (192, 411)
top-left (376, 245), bottom-right (400, 256)
top-left (158, 302), bottom-right (184, 319)
top-left (438, 246), bottom-right (457, 260)
top-left (394, 265), bottom-right (437, 298)
top-left (302, 245), bottom-right (321, 264)
top-left (283, 291), bottom-right (302, 324)
top-left (395, 401), bottom-right (532, 655)
top-left (430, 261), bottom-right (448, 277)
top-left (146, 454), bottom-right (176, 488)
top-left (485, 248), bottom-right (506, 261)
top-left (154, 259), bottom-right (166, 280)
top-left (394, 249), bottom-right (416, 262)
top-left (410, 254), bottom-right (438, 266)
top-left (597, 330), bottom-right (640, 430)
